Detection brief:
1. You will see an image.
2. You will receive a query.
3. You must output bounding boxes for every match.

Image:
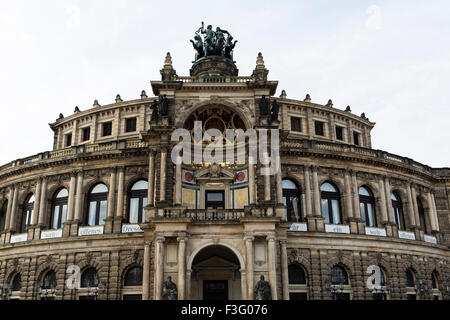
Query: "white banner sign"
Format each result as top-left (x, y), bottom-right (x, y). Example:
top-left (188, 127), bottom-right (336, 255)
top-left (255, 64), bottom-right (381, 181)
top-left (365, 227), bottom-right (387, 237)
top-left (289, 223), bottom-right (308, 232)
top-left (398, 230), bottom-right (415, 240)
top-left (122, 224), bottom-right (143, 233)
top-left (10, 233), bottom-right (28, 243)
top-left (40, 229), bottom-right (63, 239)
top-left (424, 235), bottom-right (437, 244)
top-left (78, 226), bottom-right (104, 236)
top-left (325, 224), bottom-right (350, 234)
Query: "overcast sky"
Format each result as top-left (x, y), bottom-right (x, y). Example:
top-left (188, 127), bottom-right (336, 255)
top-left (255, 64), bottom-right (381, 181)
top-left (0, 0), bottom-right (449, 168)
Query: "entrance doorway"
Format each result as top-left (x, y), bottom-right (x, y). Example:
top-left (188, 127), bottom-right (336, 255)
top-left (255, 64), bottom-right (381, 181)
top-left (203, 280), bottom-right (228, 300)
top-left (205, 190), bottom-right (225, 209)
top-left (190, 245), bottom-right (242, 300)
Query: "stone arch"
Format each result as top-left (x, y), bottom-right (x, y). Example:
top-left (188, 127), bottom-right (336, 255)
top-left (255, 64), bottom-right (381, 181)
top-left (47, 183), bottom-right (70, 202)
top-left (176, 100), bottom-right (253, 130)
top-left (287, 249), bottom-right (311, 275)
top-left (119, 253), bottom-right (144, 285)
top-left (187, 241), bottom-right (245, 271)
top-left (367, 254), bottom-right (392, 277)
top-left (327, 256), bottom-right (355, 280)
top-left (318, 178), bottom-right (344, 195)
top-left (36, 262), bottom-right (59, 282)
top-left (281, 176), bottom-right (303, 193)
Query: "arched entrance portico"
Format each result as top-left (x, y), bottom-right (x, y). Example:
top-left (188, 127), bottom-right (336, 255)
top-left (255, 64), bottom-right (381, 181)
top-left (187, 244), bottom-right (245, 300)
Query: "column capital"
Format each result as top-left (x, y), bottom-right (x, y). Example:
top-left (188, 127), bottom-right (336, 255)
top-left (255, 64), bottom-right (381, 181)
top-left (266, 235), bottom-right (276, 242)
top-left (155, 236), bottom-right (165, 243)
top-left (144, 240), bottom-right (153, 246)
top-left (279, 239), bottom-right (287, 246)
top-left (109, 166), bottom-right (117, 174)
top-left (243, 235), bottom-right (255, 242)
top-left (177, 236), bottom-right (188, 243)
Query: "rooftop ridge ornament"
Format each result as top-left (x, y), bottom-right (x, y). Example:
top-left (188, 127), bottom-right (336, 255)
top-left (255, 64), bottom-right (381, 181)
top-left (252, 52), bottom-right (269, 81)
top-left (160, 52), bottom-right (177, 81)
top-left (190, 22), bottom-right (237, 61)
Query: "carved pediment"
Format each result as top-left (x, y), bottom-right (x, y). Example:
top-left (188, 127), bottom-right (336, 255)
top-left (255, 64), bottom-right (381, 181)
top-left (194, 164), bottom-right (235, 182)
top-left (193, 256), bottom-right (239, 271)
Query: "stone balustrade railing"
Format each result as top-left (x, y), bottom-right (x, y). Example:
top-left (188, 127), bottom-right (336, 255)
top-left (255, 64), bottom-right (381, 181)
top-left (175, 76), bottom-right (255, 83)
top-left (0, 137), bottom-right (442, 178)
top-left (156, 208), bottom-right (246, 221)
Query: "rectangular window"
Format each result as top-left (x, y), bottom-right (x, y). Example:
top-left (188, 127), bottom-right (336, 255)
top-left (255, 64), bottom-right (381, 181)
top-left (102, 122), bottom-right (112, 137)
top-left (315, 121), bottom-right (324, 136)
top-left (353, 131), bottom-right (360, 146)
top-left (290, 117), bottom-right (302, 132)
top-left (336, 126), bottom-right (344, 141)
top-left (65, 133), bottom-right (72, 147)
top-left (125, 117), bottom-right (137, 133)
top-left (82, 127), bottom-right (91, 142)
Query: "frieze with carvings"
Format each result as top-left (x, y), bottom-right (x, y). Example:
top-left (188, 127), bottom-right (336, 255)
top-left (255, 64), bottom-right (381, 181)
top-left (356, 172), bottom-right (378, 182)
top-left (126, 166), bottom-right (146, 176)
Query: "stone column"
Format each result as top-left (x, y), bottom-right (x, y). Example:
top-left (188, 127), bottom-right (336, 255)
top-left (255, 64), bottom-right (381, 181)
top-left (116, 167), bottom-right (125, 218)
top-left (344, 171), bottom-right (354, 220)
top-left (177, 237), bottom-right (187, 299)
top-left (267, 236), bottom-right (278, 300)
top-left (312, 167), bottom-right (321, 217)
top-left (280, 240), bottom-right (289, 300)
top-left (148, 150), bottom-right (155, 206)
top-left (4, 187), bottom-right (14, 231)
top-left (38, 178), bottom-right (47, 226)
top-left (107, 168), bottom-right (117, 219)
top-left (142, 241), bottom-right (151, 300)
top-left (249, 162), bottom-right (255, 205)
top-left (378, 177), bottom-right (388, 224)
top-left (66, 174), bottom-right (76, 222)
top-left (276, 167), bottom-right (283, 204)
top-left (431, 193), bottom-right (439, 232)
top-left (160, 149), bottom-right (167, 202)
top-left (73, 171), bottom-right (84, 233)
top-left (406, 183), bottom-right (417, 227)
top-left (245, 235), bottom-right (254, 300)
top-left (351, 172), bottom-right (359, 219)
top-left (411, 186), bottom-right (420, 228)
top-left (186, 269), bottom-right (192, 299)
top-left (384, 178), bottom-right (393, 223)
top-left (155, 237), bottom-right (165, 300)
top-left (426, 192), bottom-right (437, 232)
top-left (264, 166), bottom-right (271, 201)
top-left (9, 184), bottom-right (19, 231)
top-left (240, 269), bottom-right (247, 300)
top-left (304, 166), bottom-right (312, 217)
top-left (175, 161), bottom-right (182, 206)
top-left (31, 179), bottom-right (42, 225)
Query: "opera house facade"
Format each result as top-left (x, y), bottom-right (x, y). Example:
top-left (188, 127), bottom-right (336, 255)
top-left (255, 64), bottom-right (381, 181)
top-left (0, 27), bottom-right (448, 300)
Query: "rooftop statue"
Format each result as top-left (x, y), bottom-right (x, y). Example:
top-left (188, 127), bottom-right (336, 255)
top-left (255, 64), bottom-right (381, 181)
top-left (191, 22), bottom-right (237, 61)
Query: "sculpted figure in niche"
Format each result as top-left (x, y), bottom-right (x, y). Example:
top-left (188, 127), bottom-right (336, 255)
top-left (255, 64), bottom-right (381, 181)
top-left (150, 100), bottom-right (159, 122)
top-left (254, 275), bottom-right (271, 300)
top-left (259, 95), bottom-right (270, 116)
top-left (162, 276), bottom-right (178, 300)
top-left (270, 99), bottom-right (279, 122)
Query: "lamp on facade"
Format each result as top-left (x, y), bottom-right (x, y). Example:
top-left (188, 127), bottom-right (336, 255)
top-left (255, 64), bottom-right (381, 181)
top-left (0, 283), bottom-right (11, 300)
top-left (324, 278), bottom-right (344, 300)
top-left (414, 276), bottom-right (429, 300)
top-left (372, 279), bottom-right (390, 300)
top-left (445, 277), bottom-right (450, 296)
top-left (38, 284), bottom-right (56, 300)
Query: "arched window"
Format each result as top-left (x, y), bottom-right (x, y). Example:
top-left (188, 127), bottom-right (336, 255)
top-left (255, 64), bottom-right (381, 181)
top-left (11, 273), bottom-right (21, 292)
top-left (372, 267), bottom-right (388, 300)
top-left (391, 192), bottom-right (405, 230)
top-left (41, 270), bottom-right (57, 289)
top-left (81, 268), bottom-right (99, 288)
top-left (20, 194), bottom-right (34, 233)
top-left (329, 265), bottom-right (351, 300)
top-left (405, 269), bottom-right (415, 287)
top-left (288, 264), bottom-right (308, 300)
top-left (0, 200), bottom-right (7, 231)
top-left (124, 266), bottom-right (143, 286)
top-left (50, 188), bottom-right (68, 229)
top-left (122, 266), bottom-right (143, 300)
top-left (359, 186), bottom-right (377, 227)
top-left (320, 182), bottom-right (342, 224)
top-left (417, 198), bottom-right (427, 232)
top-left (282, 179), bottom-right (302, 222)
top-left (431, 271), bottom-right (441, 300)
top-left (331, 266), bottom-right (348, 285)
top-left (86, 183), bottom-right (108, 226)
top-left (128, 180), bottom-right (148, 224)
